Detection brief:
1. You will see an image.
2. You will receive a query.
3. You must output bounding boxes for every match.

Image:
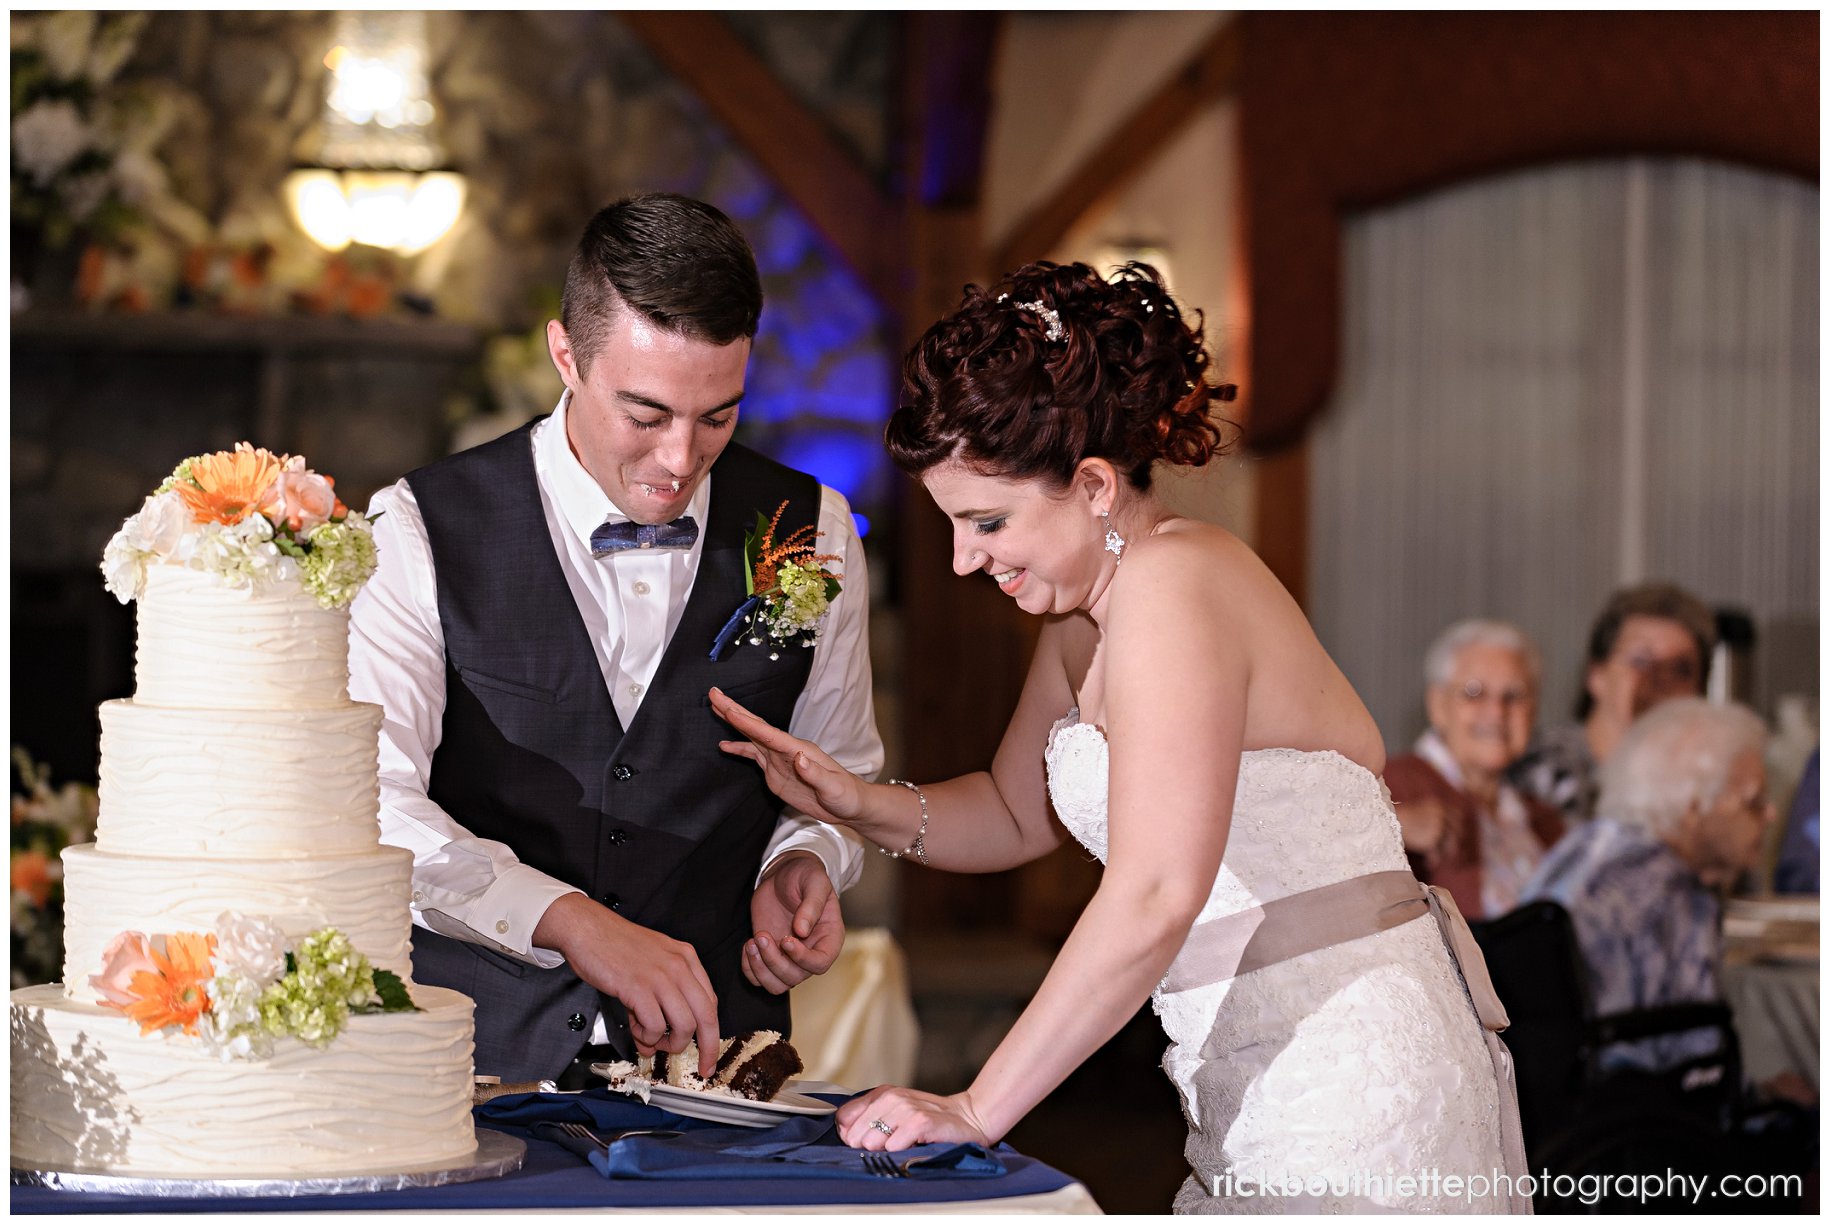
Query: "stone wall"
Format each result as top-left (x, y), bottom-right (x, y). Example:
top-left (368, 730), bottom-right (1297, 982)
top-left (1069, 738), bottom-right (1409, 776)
top-left (14, 13), bottom-right (902, 785)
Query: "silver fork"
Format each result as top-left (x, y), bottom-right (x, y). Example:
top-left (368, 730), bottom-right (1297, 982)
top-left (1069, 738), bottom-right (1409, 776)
top-left (558, 1121), bottom-right (682, 1147)
top-left (557, 1121), bottom-right (605, 1147)
top-left (861, 1150), bottom-right (910, 1179)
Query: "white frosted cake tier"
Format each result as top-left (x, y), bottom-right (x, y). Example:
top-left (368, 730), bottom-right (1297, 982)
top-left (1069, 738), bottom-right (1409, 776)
top-left (10, 983), bottom-right (477, 1178)
top-left (97, 699), bottom-right (383, 858)
top-left (60, 843), bottom-right (416, 1007)
top-left (134, 567), bottom-right (352, 709)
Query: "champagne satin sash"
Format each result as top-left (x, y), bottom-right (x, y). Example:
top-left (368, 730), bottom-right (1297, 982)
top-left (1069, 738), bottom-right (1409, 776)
top-left (1163, 869), bottom-right (1532, 1211)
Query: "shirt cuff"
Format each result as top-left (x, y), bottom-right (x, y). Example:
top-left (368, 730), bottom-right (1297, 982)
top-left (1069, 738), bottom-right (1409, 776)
top-left (759, 819), bottom-right (864, 893)
top-left (415, 863), bottom-right (582, 971)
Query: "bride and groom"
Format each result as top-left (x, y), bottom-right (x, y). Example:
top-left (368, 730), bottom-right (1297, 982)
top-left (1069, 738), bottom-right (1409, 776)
top-left (349, 193), bottom-right (1528, 1213)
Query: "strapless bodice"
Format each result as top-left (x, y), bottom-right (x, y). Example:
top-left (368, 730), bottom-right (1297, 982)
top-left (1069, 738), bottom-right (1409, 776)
top-left (1044, 710), bottom-right (1411, 926)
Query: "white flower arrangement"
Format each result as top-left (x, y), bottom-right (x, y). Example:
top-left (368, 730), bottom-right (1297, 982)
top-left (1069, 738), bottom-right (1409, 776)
top-left (11, 12), bottom-right (209, 254)
top-left (101, 443), bottom-right (380, 610)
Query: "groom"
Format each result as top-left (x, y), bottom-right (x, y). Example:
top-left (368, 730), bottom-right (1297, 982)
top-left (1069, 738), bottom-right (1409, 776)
top-left (349, 193), bottom-right (881, 1086)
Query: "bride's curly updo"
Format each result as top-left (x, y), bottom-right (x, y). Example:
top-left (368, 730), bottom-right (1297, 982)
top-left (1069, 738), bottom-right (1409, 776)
top-left (886, 261), bottom-right (1235, 489)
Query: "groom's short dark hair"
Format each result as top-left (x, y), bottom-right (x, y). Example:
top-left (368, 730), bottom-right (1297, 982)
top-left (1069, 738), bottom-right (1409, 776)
top-left (561, 193), bottom-right (763, 373)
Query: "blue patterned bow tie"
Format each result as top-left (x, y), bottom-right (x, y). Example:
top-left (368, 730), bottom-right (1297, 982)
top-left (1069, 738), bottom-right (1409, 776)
top-left (590, 516), bottom-right (699, 556)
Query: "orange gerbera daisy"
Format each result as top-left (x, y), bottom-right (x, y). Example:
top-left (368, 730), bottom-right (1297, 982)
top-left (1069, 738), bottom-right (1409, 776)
top-left (176, 443), bottom-right (289, 526)
top-left (120, 931), bottom-right (217, 1037)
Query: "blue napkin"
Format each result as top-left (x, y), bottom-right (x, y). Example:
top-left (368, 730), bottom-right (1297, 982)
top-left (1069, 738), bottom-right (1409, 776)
top-left (600, 1114), bottom-right (1006, 1181)
top-left (477, 1089), bottom-right (1007, 1182)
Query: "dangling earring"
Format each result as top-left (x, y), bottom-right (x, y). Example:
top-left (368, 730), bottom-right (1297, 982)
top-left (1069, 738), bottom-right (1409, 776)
top-left (1101, 512), bottom-right (1126, 564)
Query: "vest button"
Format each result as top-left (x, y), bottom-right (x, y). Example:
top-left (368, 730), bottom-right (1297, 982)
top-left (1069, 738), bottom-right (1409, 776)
top-left (612, 764), bottom-right (635, 782)
top-left (566, 1013), bottom-right (587, 1031)
top-left (607, 828), bottom-right (630, 845)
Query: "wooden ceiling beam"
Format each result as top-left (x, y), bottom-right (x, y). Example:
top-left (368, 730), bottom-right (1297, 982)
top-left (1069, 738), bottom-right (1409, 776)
top-left (993, 21), bottom-right (1241, 276)
top-left (618, 12), bottom-right (903, 317)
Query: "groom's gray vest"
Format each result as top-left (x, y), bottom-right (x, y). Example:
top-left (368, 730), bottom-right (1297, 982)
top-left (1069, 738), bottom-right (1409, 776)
top-left (405, 422), bottom-right (817, 1081)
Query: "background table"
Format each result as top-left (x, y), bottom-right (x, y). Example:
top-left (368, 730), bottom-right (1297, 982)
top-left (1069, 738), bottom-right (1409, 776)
top-left (1721, 896), bottom-right (1819, 1091)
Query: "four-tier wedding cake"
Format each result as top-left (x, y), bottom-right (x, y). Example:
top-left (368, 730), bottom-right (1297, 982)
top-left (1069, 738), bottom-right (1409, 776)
top-left (9, 444), bottom-right (478, 1179)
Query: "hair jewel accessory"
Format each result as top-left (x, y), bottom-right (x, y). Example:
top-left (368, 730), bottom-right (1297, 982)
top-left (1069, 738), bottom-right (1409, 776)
top-left (997, 293), bottom-right (1065, 343)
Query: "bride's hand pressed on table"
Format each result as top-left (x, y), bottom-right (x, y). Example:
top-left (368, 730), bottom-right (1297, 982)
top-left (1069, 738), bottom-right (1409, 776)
top-left (835, 1084), bottom-right (993, 1152)
top-left (710, 687), bottom-right (866, 827)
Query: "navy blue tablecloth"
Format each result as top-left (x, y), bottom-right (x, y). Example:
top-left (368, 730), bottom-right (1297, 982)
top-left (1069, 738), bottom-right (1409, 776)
top-left (10, 1091), bottom-right (1078, 1212)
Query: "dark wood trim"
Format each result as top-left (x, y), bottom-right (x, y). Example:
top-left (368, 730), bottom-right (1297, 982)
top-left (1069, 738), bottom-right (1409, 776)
top-left (1234, 10), bottom-right (1818, 452)
top-left (618, 12), bottom-right (902, 316)
top-left (905, 13), bottom-right (1003, 211)
top-left (993, 21), bottom-right (1241, 275)
top-left (1251, 438), bottom-right (1309, 614)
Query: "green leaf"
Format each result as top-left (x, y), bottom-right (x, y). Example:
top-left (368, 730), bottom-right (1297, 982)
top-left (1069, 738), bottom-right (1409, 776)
top-left (371, 968), bottom-right (419, 1012)
top-left (742, 510), bottom-right (769, 598)
top-left (284, 951), bottom-right (297, 975)
top-left (824, 576), bottom-right (841, 601)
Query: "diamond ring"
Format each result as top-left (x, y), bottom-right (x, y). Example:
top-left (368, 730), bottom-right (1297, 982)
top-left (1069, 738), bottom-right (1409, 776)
top-left (870, 1118), bottom-right (894, 1136)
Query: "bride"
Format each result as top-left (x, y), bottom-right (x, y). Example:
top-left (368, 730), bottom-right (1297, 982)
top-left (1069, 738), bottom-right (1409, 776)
top-left (711, 261), bottom-right (1526, 1213)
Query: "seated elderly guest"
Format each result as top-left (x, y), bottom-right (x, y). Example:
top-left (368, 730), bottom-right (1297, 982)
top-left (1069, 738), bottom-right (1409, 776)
top-left (1510, 582), bottom-right (1716, 826)
top-left (1521, 698), bottom-right (1772, 1073)
top-left (1387, 619), bottom-right (1564, 919)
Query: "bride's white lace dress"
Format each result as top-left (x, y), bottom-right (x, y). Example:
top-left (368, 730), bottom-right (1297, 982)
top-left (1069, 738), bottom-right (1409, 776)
top-left (1046, 713), bottom-right (1512, 1213)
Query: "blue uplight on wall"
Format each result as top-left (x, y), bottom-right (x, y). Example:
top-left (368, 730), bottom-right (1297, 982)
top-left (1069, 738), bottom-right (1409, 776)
top-left (773, 430), bottom-right (883, 512)
top-left (707, 164), bottom-right (895, 531)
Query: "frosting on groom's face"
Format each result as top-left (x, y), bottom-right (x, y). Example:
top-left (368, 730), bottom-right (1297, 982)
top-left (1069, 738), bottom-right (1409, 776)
top-left (550, 309), bottom-right (749, 524)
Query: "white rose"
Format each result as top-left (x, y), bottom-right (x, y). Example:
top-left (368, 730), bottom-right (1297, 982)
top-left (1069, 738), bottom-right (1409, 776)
top-left (213, 912), bottom-right (289, 985)
top-left (11, 100), bottom-right (91, 187)
top-left (125, 490), bottom-right (189, 557)
top-left (100, 527), bottom-right (148, 604)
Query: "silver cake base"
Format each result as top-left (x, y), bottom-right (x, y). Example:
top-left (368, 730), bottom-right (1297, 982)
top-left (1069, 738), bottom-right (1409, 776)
top-left (12, 1126), bottom-right (525, 1198)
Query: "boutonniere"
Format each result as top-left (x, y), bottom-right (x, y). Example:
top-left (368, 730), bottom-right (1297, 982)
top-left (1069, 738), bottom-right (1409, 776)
top-left (709, 500), bottom-right (843, 661)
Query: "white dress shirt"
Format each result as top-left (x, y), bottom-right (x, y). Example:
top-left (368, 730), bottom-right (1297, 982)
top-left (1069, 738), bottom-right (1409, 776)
top-left (349, 391), bottom-right (881, 987)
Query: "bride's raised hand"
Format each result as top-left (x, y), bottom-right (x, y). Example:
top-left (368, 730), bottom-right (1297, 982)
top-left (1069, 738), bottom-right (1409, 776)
top-left (710, 687), bottom-right (866, 827)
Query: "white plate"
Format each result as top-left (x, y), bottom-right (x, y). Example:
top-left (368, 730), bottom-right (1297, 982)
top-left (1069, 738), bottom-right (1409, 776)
top-left (590, 1068), bottom-right (836, 1129)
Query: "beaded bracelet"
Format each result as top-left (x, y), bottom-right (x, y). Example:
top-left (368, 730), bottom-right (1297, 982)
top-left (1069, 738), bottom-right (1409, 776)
top-left (877, 779), bottom-right (929, 865)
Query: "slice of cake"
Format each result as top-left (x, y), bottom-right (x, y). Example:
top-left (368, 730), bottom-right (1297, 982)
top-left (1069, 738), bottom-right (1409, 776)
top-left (710, 1029), bottom-right (803, 1101)
top-left (599, 1029), bottom-right (803, 1102)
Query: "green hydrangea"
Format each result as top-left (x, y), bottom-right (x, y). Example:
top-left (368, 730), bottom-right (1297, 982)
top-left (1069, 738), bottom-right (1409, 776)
top-left (772, 560), bottom-right (832, 637)
top-left (254, 927), bottom-right (380, 1049)
top-left (298, 516), bottom-right (379, 610)
top-left (153, 455), bottom-right (196, 494)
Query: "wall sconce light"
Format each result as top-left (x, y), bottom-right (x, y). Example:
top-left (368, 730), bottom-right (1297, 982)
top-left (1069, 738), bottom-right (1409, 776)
top-left (285, 12), bottom-right (464, 256)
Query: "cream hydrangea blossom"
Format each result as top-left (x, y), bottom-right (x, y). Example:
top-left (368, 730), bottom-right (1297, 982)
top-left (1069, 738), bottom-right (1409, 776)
top-left (297, 515), bottom-right (378, 609)
top-left (187, 517), bottom-right (297, 592)
top-left (197, 970), bottom-right (273, 1062)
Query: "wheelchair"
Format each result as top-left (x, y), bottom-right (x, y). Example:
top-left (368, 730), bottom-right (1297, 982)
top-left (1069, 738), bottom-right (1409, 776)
top-left (1469, 900), bottom-right (1815, 1213)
